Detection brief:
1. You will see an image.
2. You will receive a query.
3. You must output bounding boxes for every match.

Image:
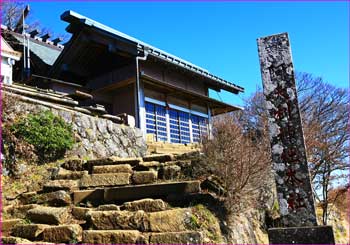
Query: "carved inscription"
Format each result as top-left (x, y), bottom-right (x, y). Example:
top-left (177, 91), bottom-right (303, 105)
top-left (257, 33), bottom-right (317, 227)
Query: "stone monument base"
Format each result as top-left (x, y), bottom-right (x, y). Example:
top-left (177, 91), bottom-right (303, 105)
top-left (268, 225), bottom-right (335, 244)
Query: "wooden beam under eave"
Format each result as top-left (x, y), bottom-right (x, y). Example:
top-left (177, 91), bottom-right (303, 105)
top-left (141, 74), bottom-right (241, 114)
top-left (211, 107), bottom-right (236, 116)
top-left (93, 77), bottom-right (135, 94)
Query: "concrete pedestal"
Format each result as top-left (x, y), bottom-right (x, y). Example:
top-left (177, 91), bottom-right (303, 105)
top-left (268, 226), bottom-right (335, 244)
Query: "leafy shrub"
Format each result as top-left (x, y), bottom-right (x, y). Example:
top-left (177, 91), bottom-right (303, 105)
top-left (11, 110), bottom-right (74, 162)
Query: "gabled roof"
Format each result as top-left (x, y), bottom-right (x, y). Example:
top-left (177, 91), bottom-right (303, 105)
top-left (7, 31), bottom-right (62, 66)
top-left (60, 10), bottom-right (244, 94)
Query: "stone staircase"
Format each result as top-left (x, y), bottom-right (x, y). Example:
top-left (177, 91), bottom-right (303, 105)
top-left (2, 152), bottom-right (222, 244)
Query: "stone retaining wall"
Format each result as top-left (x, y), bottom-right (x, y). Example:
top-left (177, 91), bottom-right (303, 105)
top-left (6, 95), bottom-right (147, 159)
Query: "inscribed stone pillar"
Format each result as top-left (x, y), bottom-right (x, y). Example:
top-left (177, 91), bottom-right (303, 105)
top-left (257, 32), bottom-right (335, 244)
top-left (257, 32), bottom-right (317, 227)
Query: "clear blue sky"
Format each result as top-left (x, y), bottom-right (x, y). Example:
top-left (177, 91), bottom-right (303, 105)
top-left (27, 1), bottom-right (349, 106)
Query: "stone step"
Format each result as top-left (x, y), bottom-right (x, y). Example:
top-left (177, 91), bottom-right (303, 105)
top-left (71, 205), bottom-right (120, 221)
top-left (87, 210), bottom-right (148, 231)
top-left (139, 159), bottom-right (191, 169)
top-left (139, 160), bottom-right (191, 180)
top-left (121, 198), bottom-right (168, 212)
top-left (96, 204), bottom-right (120, 211)
top-left (43, 180), bottom-right (79, 192)
top-left (62, 158), bottom-right (86, 171)
top-left (75, 199), bottom-right (166, 212)
top-left (55, 168), bottom-right (88, 180)
top-left (104, 180), bottom-right (201, 203)
top-left (132, 171), bottom-right (157, 184)
top-left (138, 161), bottom-right (160, 168)
top-left (1, 236), bottom-right (54, 244)
top-left (73, 180), bottom-right (200, 204)
top-left (79, 173), bottom-right (131, 188)
top-left (81, 230), bottom-right (202, 244)
top-left (11, 224), bottom-right (50, 240)
top-left (149, 231), bottom-right (203, 244)
top-left (27, 206), bottom-right (71, 225)
top-left (147, 142), bottom-right (200, 155)
top-left (148, 208), bottom-right (192, 232)
top-left (71, 199), bottom-right (167, 219)
top-left (73, 189), bottom-right (104, 205)
top-left (1, 219), bottom-right (24, 233)
top-left (87, 157), bottom-right (142, 168)
top-left (143, 154), bottom-right (174, 163)
top-left (23, 191), bottom-right (71, 207)
top-left (42, 224), bottom-right (83, 243)
top-left (4, 204), bottom-right (39, 219)
top-left (149, 146), bottom-right (199, 154)
top-left (82, 230), bottom-right (146, 244)
top-left (10, 223), bottom-right (83, 244)
top-left (92, 164), bottom-right (133, 174)
top-left (19, 192), bottom-right (38, 204)
top-left (72, 207), bottom-right (93, 220)
top-left (86, 208), bottom-right (191, 232)
top-left (158, 165), bottom-right (182, 180)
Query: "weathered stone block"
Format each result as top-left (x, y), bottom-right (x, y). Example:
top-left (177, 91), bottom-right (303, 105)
top-left (149, 231), bottom-right (203, 244)
top-left (42, 224), bottom-right (83, 243)
top-left (160, 165), bottom-right (181, 180)
top-left (87, 157), bottom-right (142, 166)
top-left (82, 230), bottom-right (145, 244)
top-left (139, 161), bottom-right (161, 168)
top-left (37, 190), bottom-right (71, 206)
top-left (27, 206), bottom-right (70, 225)
top-left (11, 224), bottom-right (49, 240)
top-left (79, 173), bottom-right (130, 187)
top-left (96, 204), bottom-right (120, 211)
top-left (55, 168), bottom-right (88, 180)
top-left (2, 219), bottom-right (24, 232)
top-left (104, 181), bottom-right (201, 202)
top-left (19, 192), bottom-right (37, 204)
top-left (72, 207), bottom-right (92, 220)
top-left (2, 236), bottom-right (37, 244)
top-left (73, 189), bottom-right (104, 204)
top-left (149, 208), bottom-right (192, 232)
top-left (132, 171), bottom-right (157, 184)
top-left (143, 154), bottom-right (174, 162)
top-left (62, 158), bottom-right (86, 171)
top-left (122, 198), bottom-right (167, 212)
top-left (43, 180), bottom-right (79, 192)
top-left (5, 204), bottom-right (39, 219)
top-left (93, 164), bottom-right (133, 174)
top-left (87, 210), bottom-right (149, 231)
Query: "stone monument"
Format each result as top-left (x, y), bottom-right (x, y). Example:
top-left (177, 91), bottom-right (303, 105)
top-left (257, 32), bottom-right (335, 244)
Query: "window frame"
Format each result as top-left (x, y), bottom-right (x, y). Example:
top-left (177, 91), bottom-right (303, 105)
top-left (145, 97), bottom-right (209, 143)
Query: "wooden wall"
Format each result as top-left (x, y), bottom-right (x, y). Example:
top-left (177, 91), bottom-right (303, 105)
top-left (140, 61), bottom-right (207, 96)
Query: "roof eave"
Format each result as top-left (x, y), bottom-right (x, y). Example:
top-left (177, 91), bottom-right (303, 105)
top-left (60, 10), bottom-right (245, 94)
top-left (148, 53), bottom-right (244, 94)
